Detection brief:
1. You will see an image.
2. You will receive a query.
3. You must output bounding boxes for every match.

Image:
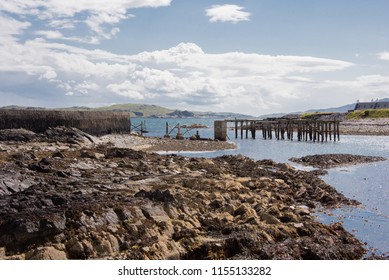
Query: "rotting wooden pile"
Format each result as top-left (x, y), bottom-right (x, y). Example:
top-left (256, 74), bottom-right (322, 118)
top-left (227, 119), bottom-right (341, 142)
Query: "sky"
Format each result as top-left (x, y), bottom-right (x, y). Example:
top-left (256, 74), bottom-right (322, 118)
top-left (0, 0), bottom-right (389, 115)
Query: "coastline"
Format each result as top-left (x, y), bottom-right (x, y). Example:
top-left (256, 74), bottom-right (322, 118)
top-left (98, 134), bottom-right (237, 153)
top-left (96, 118), bottom-right (389, 154)
top-left (123, 118), bottom-right (389, 154)
top-left (0, 127), bottom-right (370, 260)
top-left (340, 118), bottom-right (389, 136)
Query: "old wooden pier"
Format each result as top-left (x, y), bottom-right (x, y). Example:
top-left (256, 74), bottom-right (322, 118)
top-left (214, 119), bottom-right (341, 142)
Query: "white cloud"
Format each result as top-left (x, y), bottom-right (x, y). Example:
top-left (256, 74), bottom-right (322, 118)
top-left (39, 70), bottom-right (57, 80)
top-left (0, 0), bottom-right (172, 43)
top-left (35, 30), bottom-right (64, 40)
top-left (85, 12), bottom-right (128, 40)
top-left (378, 51), bottom-right (389, 61)
top-left (0, 0), bottom-right (173, 17)
top-left (24, 27), bottom-right (101, 45)
top-left (0, 23), bottom-right (362, 114)
top-left (0, 13), bottom-right (31, 40)
top-left (1, 14), bottom-right (385, 115)
top-left (206, 4), bottom-right (251, 24)
top-left (74, 81), bottom-right (100, 95)
top-left (48, 19), bottom-right (77, 30)
top-left (107, 81), bottom-right (146, 100)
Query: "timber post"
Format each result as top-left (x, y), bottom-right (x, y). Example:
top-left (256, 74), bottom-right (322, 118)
top-left (214, 120), bottom-right (227, 141)
top-left (235, 118), bottom-right (238, 139)
top-left (220, 118), bottom-right (341, 143)
top-left (176, 123), bottom-right (184, 140)
top-left (164, 121), bottom-right (170, 138)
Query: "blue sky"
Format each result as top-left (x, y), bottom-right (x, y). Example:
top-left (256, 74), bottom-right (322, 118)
top-left (1, 0), bottom-right (388, 115)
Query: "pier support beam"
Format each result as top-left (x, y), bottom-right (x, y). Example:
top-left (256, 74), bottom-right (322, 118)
top-left (222, 119), bottom-right (340, 143)
top-left (235, 119), bottom-right (238, 139)
top-left (214, 120), bottom-right (227, 141)
top-left (240, 120), bottom-right (244, 139)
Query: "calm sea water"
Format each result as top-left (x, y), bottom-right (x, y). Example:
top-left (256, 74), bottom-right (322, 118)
top-left (133, 118), bottom-right (389, 256)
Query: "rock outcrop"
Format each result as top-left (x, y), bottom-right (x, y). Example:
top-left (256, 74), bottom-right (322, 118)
top-left (289, 154), bottom-right (386, 169)
top-left (0, 128), bottom-right (366, 260)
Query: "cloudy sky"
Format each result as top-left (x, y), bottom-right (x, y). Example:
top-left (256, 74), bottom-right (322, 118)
top-left (1, 0), bottom-right (388, 115)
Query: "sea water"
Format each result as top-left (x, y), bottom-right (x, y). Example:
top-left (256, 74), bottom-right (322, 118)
top-left (132, 118), bottom-right (389, 256)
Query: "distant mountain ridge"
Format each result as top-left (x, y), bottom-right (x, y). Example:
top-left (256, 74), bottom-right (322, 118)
top-left (258, 98), bottom-right (389, 119)
top-left (304, 103), bottom-right (356, 114)
top-left (303, 98), bottom-right (389, 114)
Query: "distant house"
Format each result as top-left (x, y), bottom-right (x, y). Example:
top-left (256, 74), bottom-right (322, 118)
top-left (354, 101), bottom-right (389, 110)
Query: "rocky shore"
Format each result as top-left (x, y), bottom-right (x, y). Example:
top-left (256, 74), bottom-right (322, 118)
top-left (0, 127), bottom-right (367, 260)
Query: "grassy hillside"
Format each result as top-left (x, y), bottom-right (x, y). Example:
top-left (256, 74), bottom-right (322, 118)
top-left (53, 104), bottom-right (174, 117)
top-left (347, 109), bottom-right (389, 119)
top-left (94, 104), bottom-right (174, 117)
top-left (301, 112), bottom-right (339, 119)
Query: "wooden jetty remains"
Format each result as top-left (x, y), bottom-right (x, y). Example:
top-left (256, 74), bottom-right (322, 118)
top-left (163, 122), bottom-right (206, 140)
top-left (214, 119), bottom-right (341, 142)
top-left (131, 120), bottom-right (148, 136)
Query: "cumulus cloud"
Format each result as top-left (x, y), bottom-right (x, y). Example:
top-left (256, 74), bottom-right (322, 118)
top-left (206, 4), bottom-right (251, 23)
top-left (107, 81), bottom-right (146, 100)
top-left (2, 9), bottom-right (387, 115)
top-left (0, 14), bottom-right (361, 115)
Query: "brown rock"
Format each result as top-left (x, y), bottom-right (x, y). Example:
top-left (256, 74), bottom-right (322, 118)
top-left (0, 247), bottom-right (5, 259)
top-left (25, 246), bottom-right (67, 260)
top-left (94, 238), bottom-right (113, 256)
top-left (259, 212), bottom-right (281, 225)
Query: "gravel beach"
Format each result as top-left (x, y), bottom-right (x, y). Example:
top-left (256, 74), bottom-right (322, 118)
top-left (340, 118), bottom-right (389, 136)
top-left (98, 134), bottom-right (237, 153)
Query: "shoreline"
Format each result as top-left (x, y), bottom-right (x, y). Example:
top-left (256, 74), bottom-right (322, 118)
top-left (340, 118), bottom-right (389, 136)
top-left (100, 118), bottom-right (389, 153)
top-left (2, 117), bottom-right (389, 154)
top-left (98, 134), bottom-right (237, 153)
top-left (0, 127), bottom-right (371, 260)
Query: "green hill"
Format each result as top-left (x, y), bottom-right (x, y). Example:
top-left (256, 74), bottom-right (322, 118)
top-left (93, 104), bottom-right (174, 117)
top-left (347, 108), bottom-right (389, 119)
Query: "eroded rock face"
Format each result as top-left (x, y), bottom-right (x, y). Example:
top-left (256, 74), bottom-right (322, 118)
top-left (0, 135), bottom-right (366, 260)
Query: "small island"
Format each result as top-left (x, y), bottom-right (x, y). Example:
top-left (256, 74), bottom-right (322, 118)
top-left (289, 154), bottom-right (387, 169)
